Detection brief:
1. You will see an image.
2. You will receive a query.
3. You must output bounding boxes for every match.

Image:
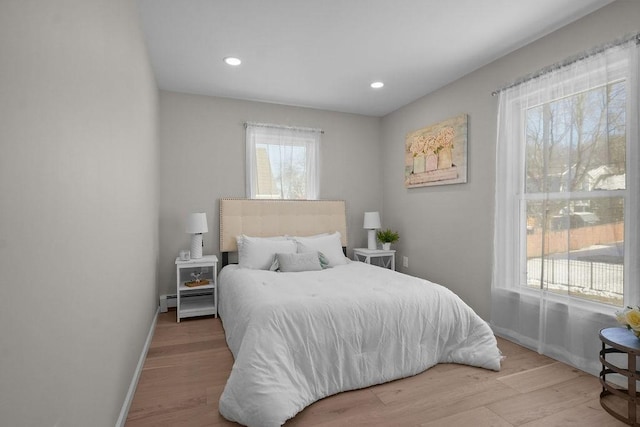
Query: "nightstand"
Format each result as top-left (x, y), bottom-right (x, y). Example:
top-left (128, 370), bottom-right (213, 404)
top-left (353, 248), bottom-right (396, 270)
top-left (175, 255), bottom-right (218, 322)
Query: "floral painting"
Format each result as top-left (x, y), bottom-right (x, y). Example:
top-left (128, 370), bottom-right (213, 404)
top-left (404, 114), bottom-right (467, 188)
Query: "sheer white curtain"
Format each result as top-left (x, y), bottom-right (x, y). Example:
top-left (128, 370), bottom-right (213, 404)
top-left (246, 124), bottom-right (320, 200)
top-left (492, 39), bottom-right (639, 375)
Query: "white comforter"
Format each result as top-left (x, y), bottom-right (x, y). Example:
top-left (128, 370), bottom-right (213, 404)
top-left (218, 261), bottom-right (501, 427)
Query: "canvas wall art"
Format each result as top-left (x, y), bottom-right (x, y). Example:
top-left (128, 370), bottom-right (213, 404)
top-left (404, 114), bottom-right (467, 188)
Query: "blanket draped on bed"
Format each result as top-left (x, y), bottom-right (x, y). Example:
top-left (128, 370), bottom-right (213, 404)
top-left (218, 262), bottom-right (501, 427)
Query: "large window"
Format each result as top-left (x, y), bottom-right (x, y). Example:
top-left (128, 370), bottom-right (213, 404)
top-left (524, 79), bottom-right (627, 306)
top-left (245, 123), bottom-right (321, 199)
top-left (492, 38), bottom-right (639, 375)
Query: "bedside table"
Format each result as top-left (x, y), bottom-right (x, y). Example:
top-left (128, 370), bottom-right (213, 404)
top-left (599, 327), bottom-right (640, 425)
top-left (175, 255), bottom-right (218, 322)
top-left (353, 248), bottom-right (396, 270)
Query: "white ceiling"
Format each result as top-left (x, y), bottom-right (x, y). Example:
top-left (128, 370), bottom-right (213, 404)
top-left (136, 0), bottom-right (615, 117)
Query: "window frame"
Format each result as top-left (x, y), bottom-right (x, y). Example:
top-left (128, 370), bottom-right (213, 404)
top-left (245, 123), bottom-right (321, 200)
top-left (519, 80), bottom-right (629, 306)
top-left (498, 48), bottom-right (637, 309)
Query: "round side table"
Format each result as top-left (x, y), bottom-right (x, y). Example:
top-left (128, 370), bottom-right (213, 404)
top-left (599, 327), bottom-right (640, 426)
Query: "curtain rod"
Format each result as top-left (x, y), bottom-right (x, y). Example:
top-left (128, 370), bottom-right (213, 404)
top-left (491, 32), bottom-right (640, 96)
top-left (244, 121), bottom-right (324, 134)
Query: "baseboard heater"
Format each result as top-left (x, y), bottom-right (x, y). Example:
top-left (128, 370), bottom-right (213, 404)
top-left (159, 294), bottom-right (176, 312)
top-left (159, 292), bottom-right (213, 312)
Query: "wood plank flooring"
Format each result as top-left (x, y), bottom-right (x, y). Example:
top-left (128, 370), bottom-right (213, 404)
top-left (125, 312), bottom-right (626, 426)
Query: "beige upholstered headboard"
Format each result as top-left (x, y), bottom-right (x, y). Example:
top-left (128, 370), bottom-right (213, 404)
top-left (219, 198), bottom-right (347, 252)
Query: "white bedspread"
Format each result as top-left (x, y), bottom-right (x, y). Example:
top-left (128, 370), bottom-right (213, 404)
top-left (218, 261), bottom-right (501, 427)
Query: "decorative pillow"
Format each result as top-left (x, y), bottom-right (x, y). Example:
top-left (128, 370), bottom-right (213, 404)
top-left (270, 251), bottom-right (329, 271)
top-left (274, 252), bottom-right (323, 272)
top-left (294, 232), bottom-right (346, 267)
top-left (238, 235), bottom-right (296, 270)
top-left (318, 251), bottom-right (330, 269)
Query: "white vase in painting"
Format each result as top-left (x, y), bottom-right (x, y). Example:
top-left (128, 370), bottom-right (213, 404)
top-left (438, 147), bottom-right (453, 169)
top-left (382, 243), bottom-right (391, 250)
top-left (425, 152), bottom-right (438, 171)
top-left (413, 155), bottom-right (425, 174)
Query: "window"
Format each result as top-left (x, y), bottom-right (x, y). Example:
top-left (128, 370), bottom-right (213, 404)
top-left (492, 38), bottom-right (639, 375)
top-left (524, 79), bottom-right (627, 306)
top-left (245, 123), bottom-right (321, 200)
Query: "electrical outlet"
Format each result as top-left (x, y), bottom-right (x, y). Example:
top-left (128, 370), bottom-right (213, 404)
top-left (403, 256), bottom-right (409, 268)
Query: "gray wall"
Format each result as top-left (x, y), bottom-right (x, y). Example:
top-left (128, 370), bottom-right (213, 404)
top-left (0, 1), bottom-right (159, 426)
top-left (380, 0), bottom-right (640, 320)
top-left (158, 91), bottom-right (381, 296)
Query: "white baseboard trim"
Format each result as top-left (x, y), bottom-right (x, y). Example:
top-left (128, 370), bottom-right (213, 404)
top-left (116, 306), bottom-right (159, 427)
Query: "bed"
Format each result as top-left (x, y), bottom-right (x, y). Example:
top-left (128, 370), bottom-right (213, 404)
top-left (217, 199), bottom-right (502, 427)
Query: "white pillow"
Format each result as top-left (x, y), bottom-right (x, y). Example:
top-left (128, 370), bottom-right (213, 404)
top-left (236, 234), bottom-right (286, 252)
top-left (294, 232), bottom-right (347, 267)
top-left (290, 232), bottom-right (329, 239)
top-left (275, 252), bottom-right (323, 272)
top-left (238, 235), bottom-right (296, 270)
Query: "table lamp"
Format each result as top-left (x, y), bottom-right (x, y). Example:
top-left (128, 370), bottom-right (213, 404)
top-left (363, 211), bottom-right (381, 250)
top-left (186, 212), bottom-right (208, 259)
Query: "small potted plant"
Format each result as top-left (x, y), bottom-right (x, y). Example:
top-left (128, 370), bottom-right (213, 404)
top-left (376, 228), bottom-right (399, 250)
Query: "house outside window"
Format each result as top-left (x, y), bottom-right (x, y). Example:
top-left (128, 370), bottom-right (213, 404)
top-left (245, 123), bottom-right (321, 200)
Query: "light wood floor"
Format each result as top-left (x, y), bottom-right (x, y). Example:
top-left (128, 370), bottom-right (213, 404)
top-left (125, 312), bottom-right (626, 426)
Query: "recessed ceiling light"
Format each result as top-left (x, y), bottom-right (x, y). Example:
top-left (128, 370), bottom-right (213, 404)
top-left (370, 81), bottom-right (384, 89)
top-left (224, 57), bottom-right (242, 66)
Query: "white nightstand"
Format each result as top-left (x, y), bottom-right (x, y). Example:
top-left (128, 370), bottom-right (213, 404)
top-left (175, 255), bottom-right (218, 322)
top-left (353, 248), bottom-right (396, 270)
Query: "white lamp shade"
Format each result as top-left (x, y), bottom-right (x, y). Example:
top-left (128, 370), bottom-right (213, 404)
top-left (363, 211), bottom-right (381, 229)
top-left (185, 212), bottom-right (208, 234)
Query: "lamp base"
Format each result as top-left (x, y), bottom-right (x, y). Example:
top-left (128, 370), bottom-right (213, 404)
top-left (367, 229), bottom-right (377, 250)
top-left (190, 234), bottom-right (203, 259)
